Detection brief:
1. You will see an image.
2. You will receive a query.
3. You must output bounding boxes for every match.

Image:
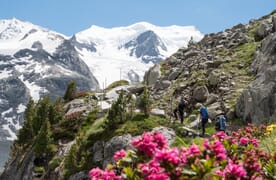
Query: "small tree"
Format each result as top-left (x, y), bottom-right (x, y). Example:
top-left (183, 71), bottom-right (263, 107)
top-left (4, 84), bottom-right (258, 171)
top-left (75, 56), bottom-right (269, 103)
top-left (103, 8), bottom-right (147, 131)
top-left (32, 96), bottom-right (50, 135)
top-left (63, 80), bottom-right (77, 101)
top-left (138, 86), bottom-right (151, 116)
top-left (17, 98), bottom-right (36, 145)
top-left (48, 98), bottom-right (64, 124)
top-left (34, 120), bottom-right (53, 157)
top-left (105, 90), bottom-right (128, 129)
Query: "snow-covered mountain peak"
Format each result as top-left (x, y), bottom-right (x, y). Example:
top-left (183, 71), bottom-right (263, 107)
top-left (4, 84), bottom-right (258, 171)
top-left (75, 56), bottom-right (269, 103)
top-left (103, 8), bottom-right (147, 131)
top-left (74, 22), bottom-right (203, 88)
top-left (0, 18), bottom-right (66, 55)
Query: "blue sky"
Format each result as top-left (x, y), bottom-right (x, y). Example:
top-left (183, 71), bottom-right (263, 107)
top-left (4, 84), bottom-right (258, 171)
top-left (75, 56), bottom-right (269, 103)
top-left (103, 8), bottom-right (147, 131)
top-left (1, 0), bottom-right (275, 36)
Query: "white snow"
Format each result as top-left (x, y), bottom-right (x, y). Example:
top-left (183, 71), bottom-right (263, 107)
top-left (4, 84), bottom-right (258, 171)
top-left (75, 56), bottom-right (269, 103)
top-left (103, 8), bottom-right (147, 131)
top-left (0, 68), bottom-right (12, 79)
top-left (2, 116), bottom-right (21, 141)
top-left (18, 75), bottom-right (47, 101)
top-left (17, 104), bottom-right (26, 114)
top-left (76, 22), bottom-right (203, 88)
top-left (0, 18), bottom-right (66, 55)
top-left (1, 108), bottom-right (13, 116)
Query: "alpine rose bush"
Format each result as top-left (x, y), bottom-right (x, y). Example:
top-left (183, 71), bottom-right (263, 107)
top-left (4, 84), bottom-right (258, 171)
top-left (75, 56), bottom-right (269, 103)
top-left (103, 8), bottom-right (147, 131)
top-left (89, 124), bottom-right (276, 179)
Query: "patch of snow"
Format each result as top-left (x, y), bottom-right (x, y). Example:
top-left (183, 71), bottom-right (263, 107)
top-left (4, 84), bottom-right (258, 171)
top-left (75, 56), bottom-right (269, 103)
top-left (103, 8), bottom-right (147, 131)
top-left (0, 68), bottom-right (13, 79)
top-left (1, 108), bottom-right (13, 116)
top-left (18, 74), bottom-right (46, 101)
top-left (17, 104), bottom-right (26, 113)
top-left (1, 116), bottom-right (20, 141)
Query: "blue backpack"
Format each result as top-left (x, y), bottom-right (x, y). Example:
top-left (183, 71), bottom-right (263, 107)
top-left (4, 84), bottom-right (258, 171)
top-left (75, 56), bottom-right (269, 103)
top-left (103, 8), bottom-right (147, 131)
top-left (200, 106), bottom-right (208, 120)
top-left (215, 115), bottom-right (226, 131)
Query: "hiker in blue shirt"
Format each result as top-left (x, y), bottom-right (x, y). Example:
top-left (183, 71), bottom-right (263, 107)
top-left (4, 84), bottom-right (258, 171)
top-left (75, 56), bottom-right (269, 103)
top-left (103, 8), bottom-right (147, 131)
top-left (198, 104), bottom-right (209, 136)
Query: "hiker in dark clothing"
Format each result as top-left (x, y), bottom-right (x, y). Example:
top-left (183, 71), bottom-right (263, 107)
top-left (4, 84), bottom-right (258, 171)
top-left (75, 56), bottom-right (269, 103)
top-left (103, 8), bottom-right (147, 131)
top-left (198, 104), bottom-right (209, 136)
top-left (174, 97), bottom-right (186, 124)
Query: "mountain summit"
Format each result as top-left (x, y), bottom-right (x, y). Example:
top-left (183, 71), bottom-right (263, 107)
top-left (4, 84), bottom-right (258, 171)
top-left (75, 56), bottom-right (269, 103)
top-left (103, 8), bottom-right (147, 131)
top-left (75, 22), bottom-right (203, 86)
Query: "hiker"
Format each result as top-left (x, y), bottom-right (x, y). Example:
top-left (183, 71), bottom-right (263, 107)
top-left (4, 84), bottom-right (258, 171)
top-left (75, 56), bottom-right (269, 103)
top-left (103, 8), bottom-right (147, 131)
top-left (215, 114), bottom-right (227, 132)
top-left (173, 97), bottom-right (186, 124)
top-left (198, 104), bottom-right (208, 136)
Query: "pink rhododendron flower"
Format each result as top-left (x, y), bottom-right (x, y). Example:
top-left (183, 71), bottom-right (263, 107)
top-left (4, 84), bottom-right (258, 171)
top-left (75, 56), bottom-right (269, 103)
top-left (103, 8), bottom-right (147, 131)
top-left (224, 160), bottom-right (247, 179)
top-left (146, 172), bottom-right (169, 180)
top-left (102, 170), bottom-right (122, 180)
top-left (186, 144), bottom-right (201, 156)
top-left (251, 138), bottom-right (259, 147)
top-left (113, 149), bottom-right (126, 161)
top-left (213, 131), bottom-right (228, 140)
top-left (212, 140), bottom-right (227, 161)
top-left (240, 137), bottom-right (250, 145)
top-left (89, 167), bottom-right (103, 179)
top-left (132, 132), bottom-right (167, 157)
top-left (153, 131), bottom-right (167, 149)
top-left (89, 168), bottom-right (122, 180)
top-left (138, 160), bottom-right (165, 177)
top-left (203, 139), bottom-right (211, 149)
top-left (155, 148), bottom-right (180, 165)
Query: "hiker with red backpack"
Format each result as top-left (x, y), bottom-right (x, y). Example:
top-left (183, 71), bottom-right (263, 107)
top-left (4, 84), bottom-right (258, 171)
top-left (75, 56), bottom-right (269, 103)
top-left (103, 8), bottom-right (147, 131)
top-left (198, 104), bottom-right (208, 137)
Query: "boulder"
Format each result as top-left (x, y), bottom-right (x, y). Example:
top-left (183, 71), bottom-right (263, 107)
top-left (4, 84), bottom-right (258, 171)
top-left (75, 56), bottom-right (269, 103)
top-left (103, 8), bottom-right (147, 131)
top-left (206, 93), bottom-right (219, 105)
top-left (103, 134), bottom-right (132, 168)
top-left (69, 171), bottom-right (89, 180)
top-left (150, 108), bottom-right (165, 117)
top-left (254, 22), bottom-right (270, 41)
top-left (193, 86), bottom-right (209, 102)
top-left (127, 84), bottom-right (145, 95)
top-left (168, 69), bottom-right (181, 80)
top-left (208, 71), bottom-right (221, 86)
top-left (208, 102), bottom-right (223, 120)
top-left (92, 141), bottom-right (105, 167)
top-left (143, 64), bottom-right (161, 86)
top-left (64, 99), bottom-right (92, 116)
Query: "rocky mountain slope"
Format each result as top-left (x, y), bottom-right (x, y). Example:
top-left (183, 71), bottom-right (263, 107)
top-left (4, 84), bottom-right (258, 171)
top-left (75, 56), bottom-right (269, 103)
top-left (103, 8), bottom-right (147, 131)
top-left (1, 11), bottom-right (276, 180)
top-left (146, 11), bottom-right (276, 125)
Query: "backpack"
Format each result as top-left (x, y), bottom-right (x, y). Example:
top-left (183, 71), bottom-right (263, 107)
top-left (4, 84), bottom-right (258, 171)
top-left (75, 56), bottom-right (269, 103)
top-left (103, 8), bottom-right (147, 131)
top-left (200, 106), bottom-right (208, 120)
top-left (215, 115), bottom-right (226, 131)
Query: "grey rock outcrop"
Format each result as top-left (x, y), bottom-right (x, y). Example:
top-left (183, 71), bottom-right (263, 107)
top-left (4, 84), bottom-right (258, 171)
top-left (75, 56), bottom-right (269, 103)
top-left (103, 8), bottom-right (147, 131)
top-left (103, 134), bottom-right (132, 168)
top-left (144, 64), bottom-right (161, 86)
top-left (0, 150), bottom-right (35, 180)
top-left (236, 32), bottom-right (276, 124)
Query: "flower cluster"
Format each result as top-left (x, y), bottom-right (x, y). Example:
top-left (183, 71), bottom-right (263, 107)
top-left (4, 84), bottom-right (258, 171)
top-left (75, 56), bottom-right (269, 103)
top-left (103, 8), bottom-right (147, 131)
top-left (89, 124), bottom-right (276, 179)
top-left (265, 124), bottom-right (276, 136)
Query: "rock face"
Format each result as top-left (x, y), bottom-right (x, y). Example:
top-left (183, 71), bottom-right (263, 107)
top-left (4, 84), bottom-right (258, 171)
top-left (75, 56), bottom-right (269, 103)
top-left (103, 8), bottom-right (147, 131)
top-left (236, 32), bottom-right (276, 124)
top-left (0, 150), bottom-right (35, 180)
top-left (143, 64), bottom-right (161, 86)
top-left (0, 43), bottom-right (99, 141)
top-left (124, 30), bottom-right (167, 63)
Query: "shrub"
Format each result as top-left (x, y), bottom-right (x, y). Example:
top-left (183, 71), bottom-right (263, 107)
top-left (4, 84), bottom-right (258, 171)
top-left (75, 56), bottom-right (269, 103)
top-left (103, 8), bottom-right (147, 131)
top-left (49, 157), bottom-right (62, 170)
top-left (89, 124), bottom-right (276, 179)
